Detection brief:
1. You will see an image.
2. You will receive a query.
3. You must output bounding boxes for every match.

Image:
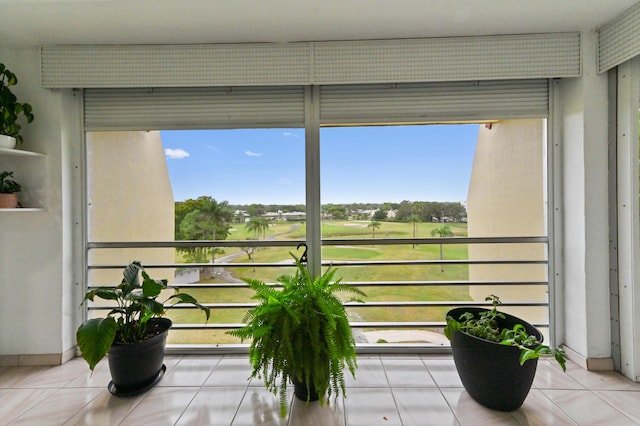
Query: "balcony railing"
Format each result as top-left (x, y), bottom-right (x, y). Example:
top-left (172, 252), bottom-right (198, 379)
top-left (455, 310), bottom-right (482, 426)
top-left (86, 236), bottom-right (550, 354)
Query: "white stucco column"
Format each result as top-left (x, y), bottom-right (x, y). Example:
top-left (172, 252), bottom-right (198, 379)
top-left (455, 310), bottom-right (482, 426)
top-left (616, 57), bottom-right (640, 380)
top-left (556, 31), bottom-right (613, 369)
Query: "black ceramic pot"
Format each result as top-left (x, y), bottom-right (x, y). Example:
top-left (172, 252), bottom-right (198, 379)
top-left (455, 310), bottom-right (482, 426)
top-left (447, 307), bottom-right (542, 411)
top-left (293, 377), bottom-right (320, 402)
top-left (107, 317), bottom-right (172, 395)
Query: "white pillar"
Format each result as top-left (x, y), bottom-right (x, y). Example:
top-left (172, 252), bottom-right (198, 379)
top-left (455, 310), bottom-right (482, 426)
top-left (616, 57), bottom-right (640, 380)
top-left (557, 31), bottom-right (613, 369)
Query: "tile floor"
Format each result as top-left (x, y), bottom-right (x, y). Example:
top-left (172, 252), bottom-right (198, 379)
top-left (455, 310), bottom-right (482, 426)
top-left (2, 354), bottom-right (640, 425)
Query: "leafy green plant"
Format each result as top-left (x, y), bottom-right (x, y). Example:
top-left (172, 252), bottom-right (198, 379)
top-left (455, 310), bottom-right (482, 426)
top-left (227, 253), bottom-right (366, 418)
top-left (0, 63), bottom-right (34, 144)
top-left (76, 261), bottom-right (210, 371)
top-left (444, 295), bottom-right (567, 371)
top-left (0, 171), bottom-right (22, 193)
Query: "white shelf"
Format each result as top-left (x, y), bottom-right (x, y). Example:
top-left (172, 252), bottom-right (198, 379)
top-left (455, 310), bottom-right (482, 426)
top-left (0, 148), bottom-right (44, 157)
top-left (0, 208), bottom-right (44, 212)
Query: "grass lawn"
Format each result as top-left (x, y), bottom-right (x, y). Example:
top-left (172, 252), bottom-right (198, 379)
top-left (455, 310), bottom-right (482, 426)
top-left (167, 219), bottom-right (471, 344)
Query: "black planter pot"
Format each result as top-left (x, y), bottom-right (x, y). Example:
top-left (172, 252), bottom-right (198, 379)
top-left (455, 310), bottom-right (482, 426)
top-left (107, 317), bottom-right (172, 395)
top-left (293, 377), bottom-right (320, 402)
top-left (447, 307), bottom-right (542, 411)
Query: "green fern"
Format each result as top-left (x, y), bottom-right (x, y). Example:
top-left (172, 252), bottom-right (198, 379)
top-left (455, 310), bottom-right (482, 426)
top-left (227, 252), bottom-right (366, 417)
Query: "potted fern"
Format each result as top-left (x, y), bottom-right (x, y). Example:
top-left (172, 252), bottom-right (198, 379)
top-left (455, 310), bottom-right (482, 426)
top-left (0, 63), bottom-right (34, 149)
top-left (0, 170), bottom-right (22, 208)
top-left (77, 261), bottom-right (210, 395)
top-left (444, 295), bottom-right (567, 411)
top-left (228, 249), bottom-right (366, 417)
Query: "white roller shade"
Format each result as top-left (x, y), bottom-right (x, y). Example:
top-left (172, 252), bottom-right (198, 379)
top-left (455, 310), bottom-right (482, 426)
top-left (598, 1), bottom-right (640, 73)
top-left (42, 33), bottom-right (580, 88)
top-left (84, 86), bottom-right (306, 131)
top-left (319, 80), bottom-right (549, 125)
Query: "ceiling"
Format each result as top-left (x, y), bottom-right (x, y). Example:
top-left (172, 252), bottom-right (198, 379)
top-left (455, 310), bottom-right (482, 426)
top-left (0, 0), bottom-right (638, 48)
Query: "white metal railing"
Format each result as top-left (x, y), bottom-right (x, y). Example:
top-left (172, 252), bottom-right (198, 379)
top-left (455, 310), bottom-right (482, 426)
top-left (86, 236), bottom-right (550, 353)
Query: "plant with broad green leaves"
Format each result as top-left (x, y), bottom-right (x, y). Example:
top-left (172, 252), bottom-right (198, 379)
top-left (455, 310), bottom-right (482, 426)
top-left (444, 294), bottom-right (566, 371)
top-left (0, 63), bottom-right (34, 144)
top-left (0, 171), bottom-right (22, 193)
top-left (76, 261), bottom-right (210, 371)
top-left (227, 252), bottom-right (366, 418)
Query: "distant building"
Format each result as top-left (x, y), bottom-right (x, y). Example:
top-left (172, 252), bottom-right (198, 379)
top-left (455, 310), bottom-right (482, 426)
top-left (467, 119), bottom-right (547, 324)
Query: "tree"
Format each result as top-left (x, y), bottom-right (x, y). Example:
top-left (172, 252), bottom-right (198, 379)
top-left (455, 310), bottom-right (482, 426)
top-left (373, 209), bottom-right (387, 221)
top-left (245, 217), bottom-right (270, 240)
top-left (395, 200), bottom-right (413, 221)
top-left (327, 205), bottom-right (347, 220)
top-left (409, 214), bottom-right (421, 249)
top-left (431, 225), bottom-right (454, 272)
top-left (177, 197), bottom-right (233, 264)
top-left (368, 220), bottom-right (381, 239)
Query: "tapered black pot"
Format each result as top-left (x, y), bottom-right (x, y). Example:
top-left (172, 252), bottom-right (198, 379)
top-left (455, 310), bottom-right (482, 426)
top-left (447, 307), bottom-right (542, 411)
top-left (293, 377), bottom-right (320, 402)
top-left (107, 317), bottom-right (171, 395)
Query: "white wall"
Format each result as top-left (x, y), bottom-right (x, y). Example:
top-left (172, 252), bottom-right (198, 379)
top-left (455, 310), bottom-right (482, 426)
top-left (557, 31), bottom-right (613, 368)
top-left (0, 48), bottom-right (79, 365)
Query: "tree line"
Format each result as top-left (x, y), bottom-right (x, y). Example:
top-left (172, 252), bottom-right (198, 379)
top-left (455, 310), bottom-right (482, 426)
top-left (174, 196), bottom-right (467, 262)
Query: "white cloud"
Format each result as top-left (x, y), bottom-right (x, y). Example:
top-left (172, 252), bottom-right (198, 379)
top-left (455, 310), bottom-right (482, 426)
top-left (283, 131), bottom-right (299, 138)
top-left (165, 148), bottom-right (190, 159)
top-left (245, 150), bottom-right (262, 157)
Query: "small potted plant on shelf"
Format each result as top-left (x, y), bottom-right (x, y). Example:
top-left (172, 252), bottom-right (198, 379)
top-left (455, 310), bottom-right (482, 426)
top-left (0, 63), bottom-right (34, 149)
top-left (76, 261), bottom-right (210, 396)
top-left (227, 246), bottom-right (366, 418)
top-left (0, 170), bottom-right (22, 208)
top-left (444, 295), bottom-right (567, 411)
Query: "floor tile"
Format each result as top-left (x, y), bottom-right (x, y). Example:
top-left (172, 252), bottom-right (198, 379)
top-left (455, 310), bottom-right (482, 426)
top-left (0, 365), bottom-right (48, 388)
top-left (344, 356), bottom-right (387, 388)
top-left (176, 386), bottom-right (246, 425)
top-left (511, 389), bottom-right (578, 425)
top-left (17, 358), bottom-right (88, 389)
top-left (287, 396), bottom-right (345, 426)
top-left (422, 359), bottom-right (463, 388)
top-left (9, 387), bottom-right (104, 425)
top-left (593, 390), bottom-right (640, 423)
top-left (159, 356), bottom-right (221, 387)
top-left (564, 364), bottom-right (639, 390)
top-left (382, 357), bottom-right (436, 387)
top-left (118, 386), bottom-right (199, 425)
top-left (392, 387), bottom-right (459, 426)
top-left (65, 358), bottom-right (113, 388)
top-left (440, 388), bottom-right (520, 425)
top-left (532, 359), bottom-right (585, 390)
top-left (205, 356), bottom-right (254, 387)
top-left (232, 386), bottom-right (288, 426)
top-left (63, 390), bottom-right (146, 425)
top-left (0, 388), bottom-right (56, 426)
top-left (542, 389), bottom-right (638, 426)
top-left (343, 387), bottom-right (402, 425)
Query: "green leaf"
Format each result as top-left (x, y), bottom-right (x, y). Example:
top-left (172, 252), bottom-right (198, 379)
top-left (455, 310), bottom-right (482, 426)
top-left (142, 276), bottom-right (164, 298)
top-left (122, 261), bottom-right (142, 289)
top-left (443, 317), bottom-right (460, 340)
top-left (166, 293), bottom-right (211, 321)
top-left (518, 348), bottom-right (539, 366)
top-left (76, 317), bottom-right (117, 371)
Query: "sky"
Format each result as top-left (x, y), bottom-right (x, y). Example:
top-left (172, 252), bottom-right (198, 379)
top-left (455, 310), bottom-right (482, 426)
top-left (160, 124), bottom-right (479, 205)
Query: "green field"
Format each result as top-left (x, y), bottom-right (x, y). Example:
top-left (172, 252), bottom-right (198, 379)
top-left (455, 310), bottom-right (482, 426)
top-left (166, 220), bottom-right (471, 344)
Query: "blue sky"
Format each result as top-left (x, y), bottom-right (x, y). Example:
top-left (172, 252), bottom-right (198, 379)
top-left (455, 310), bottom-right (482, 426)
top-left (160, 124), bottom-right (479, 205)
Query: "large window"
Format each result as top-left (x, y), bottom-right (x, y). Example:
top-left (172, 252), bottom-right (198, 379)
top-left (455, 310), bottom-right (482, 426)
top-left (84, 85), bottom-right (553, 349)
